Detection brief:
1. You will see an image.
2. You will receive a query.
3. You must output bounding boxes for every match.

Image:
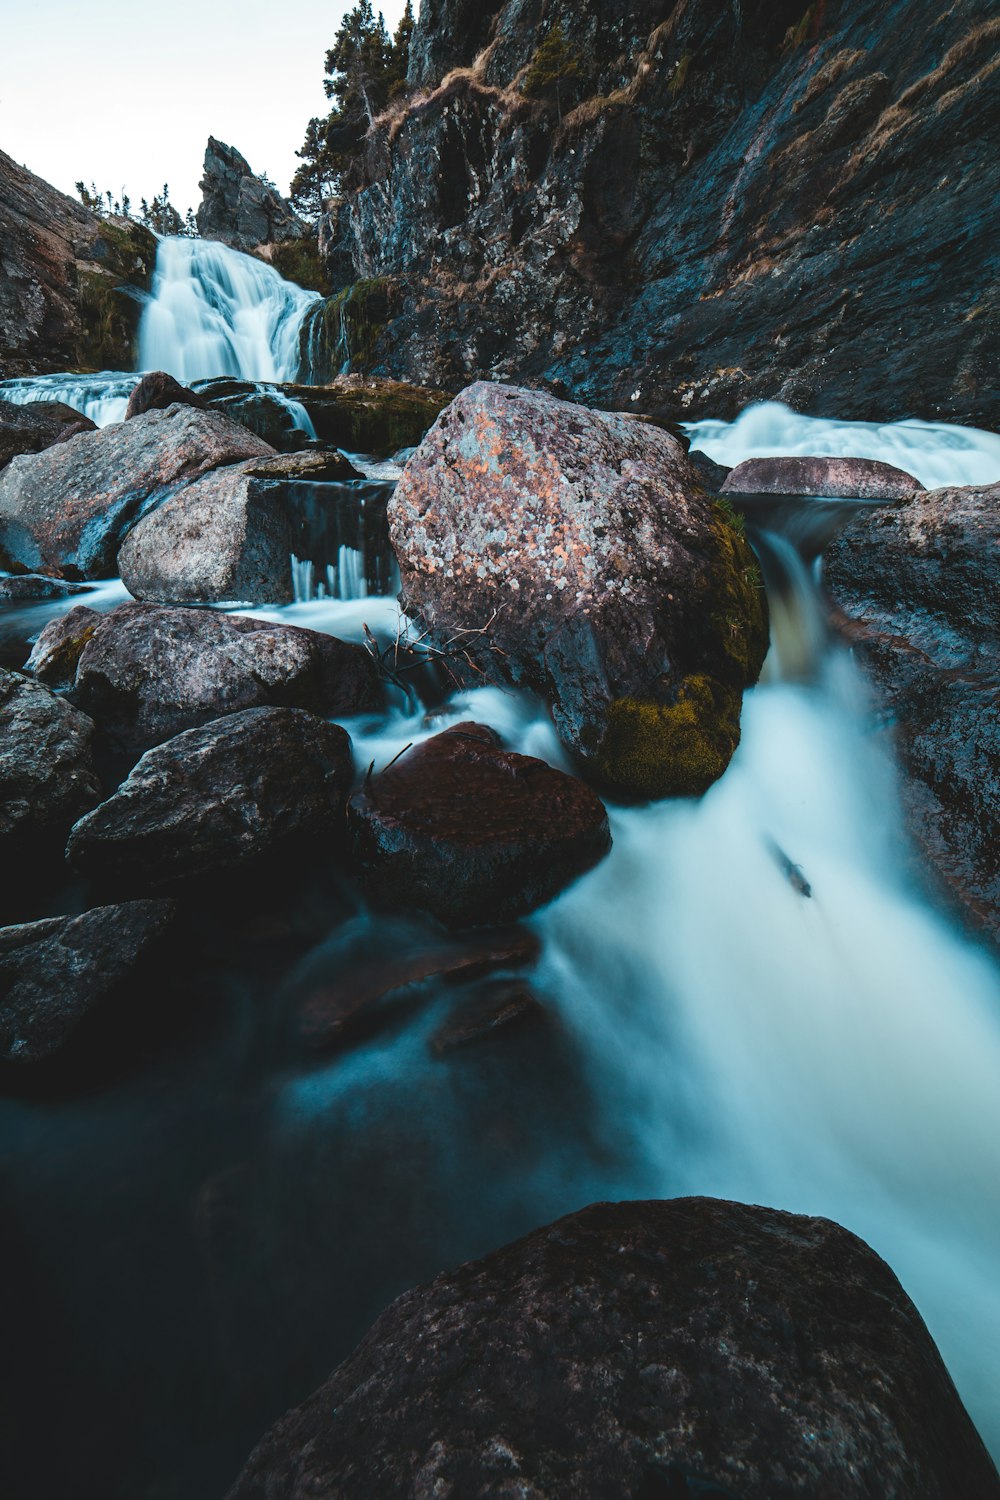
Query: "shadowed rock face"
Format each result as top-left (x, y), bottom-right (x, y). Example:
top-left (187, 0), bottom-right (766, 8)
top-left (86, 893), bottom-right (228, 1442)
top-left (225, 1197), bottom-right (1000, 1500)
top-left (390, 382), bottom-right (768, 798)
top-left (0, 400), bottom-right (96, 473)
top-left (326, 0), bottom-right (999, 427)
top-left (0, 667), bottom-right (100, 860)
top-left (825, 481), bottom-right (1000, 942)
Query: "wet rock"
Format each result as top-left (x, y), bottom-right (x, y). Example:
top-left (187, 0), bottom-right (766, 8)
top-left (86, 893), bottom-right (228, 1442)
top-left (0, 666), bottom-right (100, 857)
top-left (70, 601), bottom-right (379, 756)
top-left (390, 382), bottom-right (768, 798)
top-left (0, 900), bottom-right (175, 1064)
top-left (0, 574), bottom-right (91, 602)
top-left (722, 455), bottom-right (923, 499)
top-left (66, 708), bottom-right (353, 891)
top-left (246, 450), bottom-right (362, 483)
top-left (195, 379), bottom-right (316, 453)
top-left (825, 480), bottom-right (1000, 942)
top-left (429, 978), bottom-right (543, 1056)
top-left (0, 399), bottom-right (96, 471)
top-left (117, 460), bottom-right (293, 606)
top-left (347, 722), bottom-right (611, 928)
top-left (26, 604), bottom-right (103, 687)
top-left (226, 1197), bottom-right (999, 1500)
top-left (197, 137), bottom-right (307, 255)
top-left (295, 921), bottom-right (541, 1053)
top-left (0, 405), bottom-right (276, 578)
top-left (124, 371), bottom-right (208, 420)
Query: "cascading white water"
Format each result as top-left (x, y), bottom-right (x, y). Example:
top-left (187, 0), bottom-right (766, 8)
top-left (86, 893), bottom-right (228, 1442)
top-left (138, 236), bottom-right (319, 385)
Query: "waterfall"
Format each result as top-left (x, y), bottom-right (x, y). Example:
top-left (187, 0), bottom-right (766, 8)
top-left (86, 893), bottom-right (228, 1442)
top-left (138, 236), bottom-right (320, 385)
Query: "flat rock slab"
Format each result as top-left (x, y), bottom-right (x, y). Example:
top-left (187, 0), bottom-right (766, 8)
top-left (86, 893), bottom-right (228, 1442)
top-left (226, 1198), bottom-right (1000, 1500)
top-left (390, 381), bottom-right (768, 799)
top-left (63, 601), bottom-right (379, 755)
top-left (0, 899), bottom-right (175, 1064)
top-left (118, 460), bottom-right (294, 606)
top-left (67, 707), bottom-right (353, 890)
top-left (348, 721), bottom-right (611, 928)
top-left (0, 403), bottom-right (276, 578)
top-left (722, 455), bottom-right (923, 499)
top-left (0, 666), bottom-right (100, 855)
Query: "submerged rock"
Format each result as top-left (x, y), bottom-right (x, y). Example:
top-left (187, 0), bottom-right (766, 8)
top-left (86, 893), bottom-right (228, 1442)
top-left (67, 708), bottom-right (353, 890)
top-left (429, 977), bottom-right (543, 1056)
top-left (117, 460), bottom-right (294, 605)
top-left (722, 455), bottom-right (923, 499)
top-left (0, 573), bottom-right (91, 602)
top-left (0, 404), bottom-right (276, 578)
top-left (0, 399), bottom-right (96, 472)
top-left (0, 899), bottom-right (175, 1064)
top-left (347, 721), bottom-right (611, 928)
top-left (825, 479), bottom-right (1000, 941)
top-left (0, 667), bottom-right (100, 858)
top-left (390, 382), bottom-right (768, 798)
top-left (124, 370), bottom-right (208, 420)
top-left (226, 1197), bottom-right (999, 1499)
top-left (69, 601), bottom-right (379, 755)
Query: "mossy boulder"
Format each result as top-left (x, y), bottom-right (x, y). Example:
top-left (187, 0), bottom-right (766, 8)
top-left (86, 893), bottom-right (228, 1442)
top-left (390, 382), bottom-right (769, 800)
top-left (74, 217), bottom-right (157, 372)
top-left (267, 238), bottom-right (329, 295)
top-left (287, 376), bottom-right (452, 455)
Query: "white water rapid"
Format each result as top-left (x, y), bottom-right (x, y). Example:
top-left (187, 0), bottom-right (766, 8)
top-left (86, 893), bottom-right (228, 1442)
top-left (0, 235), bottom-right (320, 425)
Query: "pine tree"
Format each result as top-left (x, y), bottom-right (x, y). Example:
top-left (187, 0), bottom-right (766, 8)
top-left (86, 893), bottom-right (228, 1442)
top-left (522, 20), bottom-right (585, 121)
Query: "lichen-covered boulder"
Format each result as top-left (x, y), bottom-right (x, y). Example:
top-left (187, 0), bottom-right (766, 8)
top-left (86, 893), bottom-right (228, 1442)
top-left (0, 666), bottom-right (100, 858)
top-left (117, 460), bottom-right (293, 605)
top-left (347, 722), bottom-right (611, 927)
top-left (389, 382), bottom-right (769, 799)
top-left (226, 1197), bottom-right (999, 1500)
top-left (67, 601), bottom-right (379, 756)
top-left (722, 455), bottom-right (923, 499)
top-left (66, 708), bottom-right (354, 890)
top-left (0, 404), bottom-right (276, 578)
top-left (0, 900), bottom-right (175, 1064)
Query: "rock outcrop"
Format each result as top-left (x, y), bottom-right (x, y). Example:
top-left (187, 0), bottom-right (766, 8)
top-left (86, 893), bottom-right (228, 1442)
top-left (226, 1197), bottom-right (1000, 1499)
top-left (197, 137), bottom-right (307, 256)
top-left (824, 479), bottom-right (1000, 942)
top-left (124, 371), bottom-right (208, 421)
top-left (67, 708), bottom-right (354, 890)
top-left (0, 147), bottom-right (156, 378)
top-left (0, 900), bottom-right (175, 1064)
top-left (0, 404), bottom-right (276, 578)
top-left (315, 0), bottom-right (999, 428)
top-left (347, 722), bottom-right (611, 927)
top-left (390, 382), bottom-right (768, 798)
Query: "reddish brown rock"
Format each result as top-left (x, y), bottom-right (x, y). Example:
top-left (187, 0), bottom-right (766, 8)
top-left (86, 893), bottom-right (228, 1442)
top-left (389, 382), bottom-right (768, 800)
top-left (226, 1197), bottom-right (1000, 1500)
top-left (0, 404), bottom-right (277, 578)
top-left (429, 977), bottom-right (543, 1056)
top-left (722, 455), bottom-right (923, 499)
top-left (347, 721), bottom-right (611, 928)
top-left (69, 601), bottom-right (380, 756)
top-left (124, 371), bottom-right (208, 421)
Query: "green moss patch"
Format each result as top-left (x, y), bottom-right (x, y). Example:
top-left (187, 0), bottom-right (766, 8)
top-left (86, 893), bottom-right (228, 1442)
top-left (596, 674), bottom-right (744, 801)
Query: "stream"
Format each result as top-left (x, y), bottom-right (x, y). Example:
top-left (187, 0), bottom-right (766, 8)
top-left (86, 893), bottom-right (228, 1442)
top-left (1, 236), bottom-right (999, 1500)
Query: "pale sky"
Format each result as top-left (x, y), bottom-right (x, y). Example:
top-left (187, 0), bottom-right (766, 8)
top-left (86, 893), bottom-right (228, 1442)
top-left (1, 1), bottom-right (411, 216)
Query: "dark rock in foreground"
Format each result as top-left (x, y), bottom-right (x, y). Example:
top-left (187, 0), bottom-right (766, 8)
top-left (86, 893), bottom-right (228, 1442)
top-left (0, 899), bottom-right (175, 1064)
top-left (227, 1196), bottom-right (999, 1500)
top-left (66, 708), bottom-right (353, 890)
top-left (0, 398), bottom-right (96, 472)
top-left (390, 383), bottom-right (768, 798)
top-left (64, 601), bottom-right (378, 756)
top-left (124, 370), bottom-right (208, 421)
top-left (722, 455), bottom-right (923, 499)
top-left (825, 479), bottom-right (1000, 941)
top-left (348, 721), bottom-right (611, 928)
top-left (0, 404), bottom-right (276, 578)
top-left (0, 666), bottom-right (100, 858)
top-left (117, 460), bottom-right (294, 605)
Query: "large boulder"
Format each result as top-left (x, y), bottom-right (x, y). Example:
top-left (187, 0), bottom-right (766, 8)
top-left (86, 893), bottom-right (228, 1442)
top-left (65, 601), bottom-right (379, 755)
top-left (0, 399), bottom-right (96, 472)
top-left (117, 460), bottom-right (293, 605)
top-left (0, 900), bottom-right (175, 1064)
top-left (824, 480), bottom-right (1000, 941)
top-left (347, 722), bottom-right (611, 927)
top-left (226, 1197), bottom-right (999, 1499)
top-left (67, 708), bottom-right (354, 890)
top-left (196, 137), bottom-right (307, 254)
top-left (389, 383), bottom-right (769, 799)
top-left (722, 455), bottom-right (924, 499)
top-left (0, 667), bottom-right (100, 859)
top-left (0, 404), bottom-right (276, 578)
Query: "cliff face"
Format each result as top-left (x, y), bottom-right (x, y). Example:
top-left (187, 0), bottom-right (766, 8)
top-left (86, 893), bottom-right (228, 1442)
top-left (197, 137), bottom-right (305, 255)
top-left (318, 0), bottom-right (999, 426)
top-left (0, 149), bottom-right (156, 378)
